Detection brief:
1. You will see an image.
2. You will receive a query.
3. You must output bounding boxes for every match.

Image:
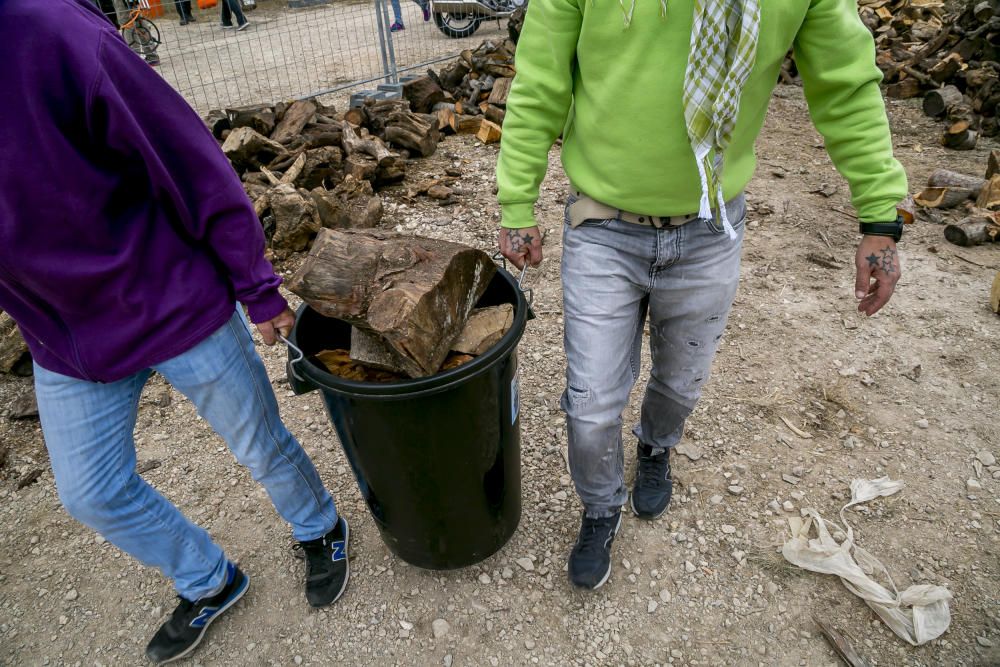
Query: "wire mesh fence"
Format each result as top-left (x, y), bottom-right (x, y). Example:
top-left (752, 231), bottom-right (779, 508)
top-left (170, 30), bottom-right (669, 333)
top-left (96, 0), bottom-right (511, 114)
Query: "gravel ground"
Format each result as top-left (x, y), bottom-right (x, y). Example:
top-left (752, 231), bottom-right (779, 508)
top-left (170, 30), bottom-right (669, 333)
top-left (1, 88), bottom-right (999, 666)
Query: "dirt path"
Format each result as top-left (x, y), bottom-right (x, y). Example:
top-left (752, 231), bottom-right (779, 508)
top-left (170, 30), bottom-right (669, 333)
top-left (1, 89), bottom-right (998, 666)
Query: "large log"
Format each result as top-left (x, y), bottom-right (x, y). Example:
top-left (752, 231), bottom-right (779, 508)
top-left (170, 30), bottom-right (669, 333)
top-left (340, 122), bottom-right (398, 167)
top-left (349, 327), bottom-right (406, 373)
top-left (268, 184), bottom-right (322, 257)
top-left (272, 99), bottom-right (317, 144)
top-left (402, 76), bottom-right (447, 114)
top-left (941, 120), bottom-right (979, 150)
top-left (914, 186), bottom-right (974, 208)
top-left (923, 85), bottom-right (965, 119)
top-left (385, 110), bottom-right (440, 157)
top-left (205, 110), bottom-right (232, 140)
top-left (927, 169), bottom-right (987, 197)
top-left (477, 119), bottom-right (502, 144)
top-left (309, 176), bottom-right (383, 230)
top-left (487, 77), bottom-right (513, 107)
top-left (0, 311), bottom-right (30, 375)
top-left (943, 215), bottom-right (1000, 246)
top-left (226, 104), bottom-right (276, 136)
top-left (222, 127), bottom-right (287, 170)
top-left (287, 229), bottom-right (497, 378)
top-left (297, 146), bottom-right (343, 189)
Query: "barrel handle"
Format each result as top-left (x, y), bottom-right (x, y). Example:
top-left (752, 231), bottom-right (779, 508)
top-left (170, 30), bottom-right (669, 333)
top-left (492, 251), bottom-right (534, 308)
top-left (278, 333), bottom-right (307, 384)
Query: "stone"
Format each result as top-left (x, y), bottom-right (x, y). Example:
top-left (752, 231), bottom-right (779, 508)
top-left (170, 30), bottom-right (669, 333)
top-left (648, 600), bottom-right (658, 613)
top-left (58, 616), bottom-right (68, 626)
top-left (709, 495), bottom-right (724, 505)
top-left (684, 561), bottom-right (696, 574)
top-left (976, 636), bottom-right (994, 648)
top-left (976, 451), bottom-right (996, 466)
top-left (728, 485), bottom-right (744, 496)
top-left (478, 573), bottom-right (491, 585)
top-left (444, 655), bottom-right (453, 667)
top-left (966, 479), bottom-right (983, 492)
top-left (501, 567), bottom-right (514, 580)
top-left (659, 589), bottom-right (672, 603)
top-left (399, 620), bottom-right (414, 631)
top-left (674, 443), bottom-right (703, 461)
top-left (721, 524), bottom-right (737, 534)
top-left (293, 657), bottom-right (303, 665)
top-left (524, 639), bottom-right (536, 650)
top-left (782, 500), bottom-right (795, 512)
top-left (554, 490), bottom-right (568, 501)
top-left (432, 618), bottom-right (450, 639)
top-left (781, 474), bottom-right (801, 485)
top-left (915, 418), bottom-right (929, 429)
top-left (64, 589), bottom-right (78, 602)
top-left (516, 557), bottom-right (535, 572)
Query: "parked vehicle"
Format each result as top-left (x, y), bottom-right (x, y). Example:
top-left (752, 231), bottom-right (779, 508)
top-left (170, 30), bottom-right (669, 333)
top-left (430, 0), bottom-right (525, 38)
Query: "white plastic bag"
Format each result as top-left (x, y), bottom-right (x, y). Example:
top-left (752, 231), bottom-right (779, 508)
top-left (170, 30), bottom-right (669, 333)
top-left (782, 477), bottom-right (952, 646)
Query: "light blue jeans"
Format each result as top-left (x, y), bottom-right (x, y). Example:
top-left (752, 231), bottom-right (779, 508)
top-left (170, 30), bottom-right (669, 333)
top-left (35, 309), bottom-right (338, 601)
top-left (561, 194), bottom-right (747, 518)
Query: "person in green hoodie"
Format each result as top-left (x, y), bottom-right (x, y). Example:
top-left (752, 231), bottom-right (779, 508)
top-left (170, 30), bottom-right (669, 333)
top-left (496, 0), bottom-right (908, 590)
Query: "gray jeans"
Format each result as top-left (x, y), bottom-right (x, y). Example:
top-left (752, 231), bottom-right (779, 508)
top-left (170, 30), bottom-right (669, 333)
top-left (561, 193), bottom-right (747, 518)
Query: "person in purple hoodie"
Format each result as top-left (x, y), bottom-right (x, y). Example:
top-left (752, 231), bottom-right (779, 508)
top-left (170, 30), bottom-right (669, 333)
top-left (0, 0), bottom-right (351, 663)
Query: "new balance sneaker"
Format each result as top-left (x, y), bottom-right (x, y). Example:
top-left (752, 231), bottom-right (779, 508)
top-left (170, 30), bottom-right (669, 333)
top-left (145, 562), bottom-right (249, 665)
top-left (295, 516), bottom-right (350, 608)
top-left (630, 444), bottom-right (673, 519)
top-left (568, 510), bottom-right (622, 590)
top-left (236, 20), bottom-right (251, 31)
top-left (389, 21), bottom-right (404, 32)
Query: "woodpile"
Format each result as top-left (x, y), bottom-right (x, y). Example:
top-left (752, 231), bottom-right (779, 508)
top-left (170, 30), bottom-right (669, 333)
top-left (784, 0), bottom-right (1000, 149)
top-left (915, 150), bottom-right (1000, 246)
top-left (0, 311), bottom-right (30, 376)
top-left (288, 229), bottom-right (513, 380)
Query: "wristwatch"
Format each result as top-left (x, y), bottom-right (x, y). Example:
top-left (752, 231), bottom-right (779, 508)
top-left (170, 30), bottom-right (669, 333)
top-left (859, 209), bottom-right (910, 242)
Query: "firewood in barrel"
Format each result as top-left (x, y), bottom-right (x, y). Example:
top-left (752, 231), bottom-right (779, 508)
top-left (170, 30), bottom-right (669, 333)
top-left (222, 127), bottom-right (288, 170)
top-left (272, 99), bottom-right (317, 144)
top-left (976, 175), bottom-right (1000, 210)
top-left (309, 176), bottom-right (383, 230)
top-left (385, 110), bottom-right (440, 157)
top-left (477, 120), bottom-right (502, 144)
top-left (451, 304), bottom-right (514, 356)
top-left (0, 311), bottom-right (30, 375)
top-left (923, 85), bottom-right (966, 120)
top-left (943, 215), bottom-right (1000, 246)
top-left (268, 183), bottom-right (322, 257)
top-left (226, 104), bottom-right (276, 136)
top-left (287, 229), bottom-right (497, 378)
top-left (349, 327), bottom-right (405, 373)
top-left (402, 76), bottom-right (447, 114)
top-left (941, 120), bottom-right (979, 150)
top-left (914, 186), bottom-right (974, 209)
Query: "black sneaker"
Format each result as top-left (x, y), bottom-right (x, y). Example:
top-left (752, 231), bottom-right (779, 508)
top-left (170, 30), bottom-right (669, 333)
top-left (295, 516), bottom-right (350, 608)
top-left (145, 562), bottom-right (249, 664)
top-left (630, 444), bottom-right (673, 519)
top-left (568, 510), bottom-right (622, 590)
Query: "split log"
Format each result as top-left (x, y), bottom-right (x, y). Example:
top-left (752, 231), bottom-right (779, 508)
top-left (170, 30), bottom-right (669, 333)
top-left (476, 119), bottom-right (502, 144)
top-left (487, 77), bottom-right (513, 106)
top-left (987, 150), bottom-right (1000, 179)
top-left (385, 111), bottom-right (440, 157)
top-left (928, 53), bottom-right (964, 84)
top-left (451, 304), bottom-right (513, 356)
top-left (941, 120), bottom-right (978, 150)
top-left (310, 176), bottom-right (383, 229)
top-left (226, 104), bottom-right (276, 136)
top-left (943, 215), bottom-right (1000, 246)
top-left (287, 229), bottom-right (497, 378)
top-left (436, 106), bottom-right (457, 133)
top-left (923, 85), bottom-right (965, 119)
top-left (886, 77), bottom-right (923, 99)
top-left (976, 175), bottom-right (1000, 209)
top-left (344, 107), bottom-right (365, 127)
top-left (484, 105), bottom-right (506, 125)
top-left (453, 115), bottom-right (483, 134)
top-left (341, 122), bottom-right (398, 167)
top-left (927, 169), bottom-right (987, 197)
top-left (0, 312), bottom-right (30, 375)
top-left (914, 186), bottom-right (974, 208)
top-left (272, 99), bottom-right (317, 144)
top-left (344, 153), bottom-right (378, 182)
top-left (297, 146), bottom-right (343, 189)
top-left (402, 76), bottom-right (447, 113)
top-left (349, 327), bottom-right (406, 373)
top-left (301, 128), bottom-right (344, 150)
top-left (205, 110), bottom-right (232, 139)
top-left (268, 184), bottom-right (322, 257)
top-left (222, 127), bottom-right (287, 170)
top-left (991, 271), bottom-right (1000, 314)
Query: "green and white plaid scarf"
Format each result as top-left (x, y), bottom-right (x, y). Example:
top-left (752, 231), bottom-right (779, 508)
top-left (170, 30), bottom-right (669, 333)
top-left (620, 0), bottom-right (760, 240)
top-left (683, 0), bottom-right (760, 239)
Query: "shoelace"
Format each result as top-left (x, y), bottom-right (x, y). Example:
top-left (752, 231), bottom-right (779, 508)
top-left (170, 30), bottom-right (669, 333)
top-left (636, 453), bottom-right (670, 490)
top-left (293, 539), bottom-right (333, 576)
top-left (577, 516), bottom-right (618, 551)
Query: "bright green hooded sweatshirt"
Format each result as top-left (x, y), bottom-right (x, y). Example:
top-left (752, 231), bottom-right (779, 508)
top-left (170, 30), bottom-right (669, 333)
top-left (496, 0), bottom-right (908, 228)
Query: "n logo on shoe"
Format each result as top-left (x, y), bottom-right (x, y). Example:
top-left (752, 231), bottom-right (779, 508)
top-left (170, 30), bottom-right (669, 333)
top-left (331, 541), bottom-right (346, 562)
top-left (190, 605), bottom-right (219, 628)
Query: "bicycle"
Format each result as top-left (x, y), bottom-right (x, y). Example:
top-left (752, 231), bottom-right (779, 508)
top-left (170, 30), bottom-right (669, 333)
top-left (119, 0), bottom-right (161, 55)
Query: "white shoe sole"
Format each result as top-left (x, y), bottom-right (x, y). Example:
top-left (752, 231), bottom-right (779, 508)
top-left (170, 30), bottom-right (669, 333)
top-left (630, 491), bottom-right (669, 520)
top-left (156, 571), bottom-right (250, 665)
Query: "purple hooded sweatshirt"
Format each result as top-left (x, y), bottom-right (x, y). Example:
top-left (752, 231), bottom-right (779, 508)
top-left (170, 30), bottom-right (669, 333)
top-left (0, 0), bottom-right (288, 383)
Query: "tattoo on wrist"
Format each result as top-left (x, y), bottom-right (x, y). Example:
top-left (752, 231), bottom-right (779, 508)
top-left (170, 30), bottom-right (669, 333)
top-left (866, 246), bottom-right (897, 274)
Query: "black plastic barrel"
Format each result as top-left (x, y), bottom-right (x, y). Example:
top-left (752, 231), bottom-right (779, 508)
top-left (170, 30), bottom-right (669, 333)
top-left (286, 268), bottom-right (528, 569)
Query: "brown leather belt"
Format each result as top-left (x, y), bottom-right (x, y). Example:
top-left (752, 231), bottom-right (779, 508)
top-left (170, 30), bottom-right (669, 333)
top-left (568, 188), bottom-right (701, 229)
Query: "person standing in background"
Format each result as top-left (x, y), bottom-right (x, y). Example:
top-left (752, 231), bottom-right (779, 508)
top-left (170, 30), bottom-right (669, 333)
top-left (175, 0), bottom-right (195, 24)
top-left (220, 0), bottom-right (250, 30)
